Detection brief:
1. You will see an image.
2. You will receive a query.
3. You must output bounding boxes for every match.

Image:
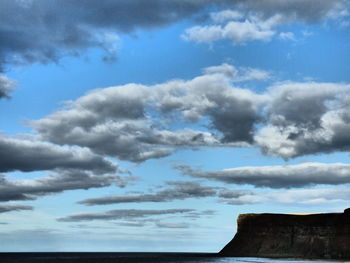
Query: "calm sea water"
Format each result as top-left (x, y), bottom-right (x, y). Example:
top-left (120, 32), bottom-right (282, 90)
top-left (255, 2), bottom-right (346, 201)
top-left (0, 253), bottom-right (346, 263)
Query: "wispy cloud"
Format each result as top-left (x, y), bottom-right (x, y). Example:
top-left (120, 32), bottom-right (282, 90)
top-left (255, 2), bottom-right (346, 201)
top-left (0, 171), bottom-right (132, 202)
top-left (177, 162), bottom-right (350, 188)
top-left (79, 181), bottom-right (217, 205)
top-left (156, 221), bottom-right (190, 229)
top-left (218, 186), bottom-right (350, 206)
top-left (58, 209), bottom-right (195, 222)
top-left (0, 204), bottom-right (33, 214)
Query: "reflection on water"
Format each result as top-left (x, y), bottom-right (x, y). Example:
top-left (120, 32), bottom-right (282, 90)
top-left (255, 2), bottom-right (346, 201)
top-left (0, 253), bottom-right (346, 263)
top-left (228, 258), bottom-right (344, 263)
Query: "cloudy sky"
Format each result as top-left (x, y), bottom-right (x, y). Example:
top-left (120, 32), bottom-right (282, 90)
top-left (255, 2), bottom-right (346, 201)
top-left (1, 0), bottom-right (350, 252)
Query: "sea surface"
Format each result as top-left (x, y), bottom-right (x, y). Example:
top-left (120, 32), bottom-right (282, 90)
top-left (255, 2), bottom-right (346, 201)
top-left (0, 253), bottom-right (347, 263)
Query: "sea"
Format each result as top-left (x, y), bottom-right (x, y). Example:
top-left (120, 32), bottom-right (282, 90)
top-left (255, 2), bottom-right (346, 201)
top-left (0, 253), bottom-right (347, 263)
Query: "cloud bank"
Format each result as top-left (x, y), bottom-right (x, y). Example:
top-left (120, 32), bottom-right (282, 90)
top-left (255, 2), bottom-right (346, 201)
top-left (0, 0), bottom-right (220, 69)
top-left (32, 64), bottom-right (263, 162)
top-left (177, 162), bottom-right (350, 188)
top-left (31, 64), bottom-right (350, 161)
top-left (1, 0), bottom-right (347, 99)
top-left (182, 0), bottom-right (349, 44)
top-left (2, 0), bottom-right (347, 69)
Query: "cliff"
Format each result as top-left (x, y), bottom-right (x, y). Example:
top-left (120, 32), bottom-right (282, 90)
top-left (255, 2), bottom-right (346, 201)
top-left (219, 208), bottom-right (350, 259)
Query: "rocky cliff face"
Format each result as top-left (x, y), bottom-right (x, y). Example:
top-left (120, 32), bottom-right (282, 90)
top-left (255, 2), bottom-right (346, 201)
top-left (219, 209), bottom-right (350, 259)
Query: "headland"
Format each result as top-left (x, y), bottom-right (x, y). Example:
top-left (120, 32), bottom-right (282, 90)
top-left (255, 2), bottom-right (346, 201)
top-left (220, 208), bottom-right (350, 259)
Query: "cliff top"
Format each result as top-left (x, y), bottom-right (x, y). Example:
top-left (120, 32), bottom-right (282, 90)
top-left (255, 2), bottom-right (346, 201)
top-left (220, 208), bottom-right (350, 259)
top-left (236, 208), bottom-right (350, 228)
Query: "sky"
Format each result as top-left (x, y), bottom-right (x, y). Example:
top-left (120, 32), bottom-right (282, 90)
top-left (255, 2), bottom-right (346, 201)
top-left (1, 0), bottom-right (350, 252)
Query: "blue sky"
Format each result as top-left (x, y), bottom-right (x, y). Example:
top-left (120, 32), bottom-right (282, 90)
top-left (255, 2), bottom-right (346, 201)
top-left (1, 0), bottom-right (350, 252)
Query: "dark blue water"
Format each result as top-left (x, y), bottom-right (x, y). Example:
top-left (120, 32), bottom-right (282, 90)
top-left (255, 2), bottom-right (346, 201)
top-left (0, 253), bottom-right (343, 263)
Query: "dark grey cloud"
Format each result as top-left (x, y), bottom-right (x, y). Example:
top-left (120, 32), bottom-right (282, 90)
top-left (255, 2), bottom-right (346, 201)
top-left (0, 74), bottom-right (15, 99)
top-left (0, 0), bottom-right (346, 82)
top-left (0, 204), bottom-right (33, 213)
top-left (236, 0), bottom-right (348, 22)
top-left (267, 83), bottom-right (337, 129)
top-left (31, 82), bottom-right (223, 162)
top-left (57, 208), bottom-right (194, 222)
top-left (0, 170), bottom-right (131, 202)
top-left (177, 162), bottom-right (350, 188)
top-left (65, 0), bottom-right (216, 31)
top-left (218, 189), bottom-right (254, 199)
top-left (156, 67), bottom-right (262, 143)
top-left (256, 83), bottom-right (350, 158)
top-left (0, 134), bottom-right (116, 174)
top-left (78, 180), bottom-right (256, 206)
top-left (78, 181), bottom-right (217, 205)
top-left (0, 0), bottom-right (227, 70)
top-left (32, 65), bottom-right (262, 162)
top-left (209, 98), bottom-right (259, 143)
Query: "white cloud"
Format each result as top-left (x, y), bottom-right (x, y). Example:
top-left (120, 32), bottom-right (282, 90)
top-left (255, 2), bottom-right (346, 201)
top-left (302, 30), bottom-right (314, 37)
top-left (182, 1), bottom-right (350, 45)
top-left (182, 10), bottom-right (286, 44)
top-left (210, 10), bottom-right (244, 23)
top-left (223, 20), bottom-right (275, 43)
top-left (203, 63), bottom-right (271, 82)
top-left (203, 63), bottom-right (237, 77)
top-left (182, 25), bottom-right (223, 43)
top-left (182, 17), bottom-right (276, 44)
top-left (234, 67), bottom-right (271, 82)
top-left (279, 32), bottom-right (296, 41)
